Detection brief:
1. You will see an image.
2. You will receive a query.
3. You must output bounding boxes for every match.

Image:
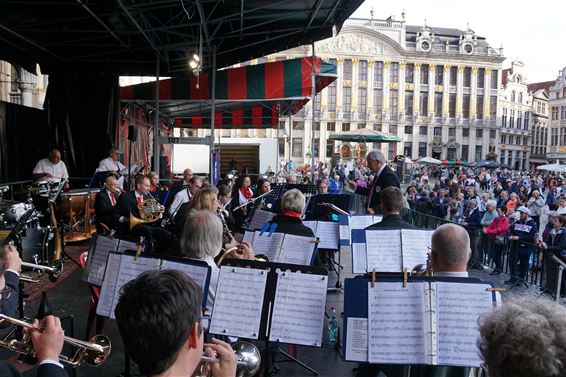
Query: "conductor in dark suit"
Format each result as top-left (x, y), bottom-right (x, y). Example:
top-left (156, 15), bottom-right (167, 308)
top-left (348, 150), bottom-right (400, 214)
top-left (0, 245), bottom-right (67, 377)
top-left (366, 187), bottom-right (417, 230)
top-left (94, 175), bottom-right (120, 233)
top-left (116, 175), bottom-right (172, 252)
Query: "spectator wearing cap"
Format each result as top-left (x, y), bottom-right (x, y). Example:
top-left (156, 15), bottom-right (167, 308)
top-left (506, 205), bottom-right (537, 287)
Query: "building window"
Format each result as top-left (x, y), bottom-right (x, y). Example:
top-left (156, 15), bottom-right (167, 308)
top-left (510, 110), bottom-right (515, 128)
top-left (313, 122), bottom-right (320, 131)
top-left (373, 88), bottom-right (383, 113)
top-left (434, 93), bottom-right (442, 117)
top-left (477, 68), bottom-right (485, 88)
top-left (326, 122), bottom-right (335, 131)
top-left (405, 64), bottom-right (414, 84)
top-left (404, 142), bottom-right (412, 157)
top-left (511, 91), bottom-right (516, 102)
top-left (420, 93), bottom-right (428, 116)
top-left (448, 128), bottom-right (456, 137)
top-left (476, 129), bottom-right (483, 138)
top-left (405, 126), bottom-right (413, 134)
top-left (517, 111), bottom-right (523, 128)
top-left (447, 148), bottom-right (457, 161)
top-left (475, 145), bottom-right (482, 161)
top-left (420, 64), bottom-right (429, 85)
top-left (343, 87), bottom-right (352, 116)
top-left (314, 94), bottom-right (321, 113)
top-left (502, 108), bottom-right (507, 127)
top-left (518, 92), bottom-right (523, 104)
top-left (450, 67), bottom-right (457, 86)
top-left (358, 88), bottom-right (367, 115)
top-left (490, 70), bottom-right (498, 89)
top-left (373, 142), bottom-right (382, 150)
top-left (326, 140), bottom-right (334, 158)
top-left (390, 63), bottom-right (399, 83)
top-left (462, 128), bottom-right (469, 137)
top-left (374, 62), bottom-right (383, 84)
top-left (313, 138), bottom-right (320, 158)
top-left (389, 90), bottom-right (398, 117)
top-left (278, 139), bottom-right (285, 157)
top-left (433, 127), bottom-right (442, 136)
top-left (387, 142), bottom-right (397, 160)
top-left (342, 122), bottom-right (350, 132)
top-left (449, 93), bottom-right (456, 118)
top-left (293, 121), bottom-right (304, 130)
top-left (389, 125), bottom-right (398, 134)
top-left (358, 60), bottom-right (368, 82)
top-left (405, 91), bottom-right (413, 115)
top-left (373, 123), bottom-right (382, 132)
top-left (327, 84), bottom-right (336, 112)
top-left (490, 96), bottom-right (497, 117)
top-left (461, 145), bottom-right (469, 161)
top-left (435, 66), bottom-right (443, 85)
top-left (292, 138), bottom-right (303, 157)
top-left (419, 126), bottom-right (428, 135)
top-left (476, 95), bottom-right (483, 119)
top-left (343, 59), bottom-right (352, 81)
top-left (418, 142), bottom-right (427, 157)
top-left (463, 95), bottom-right (470, 118)
top-left (463, 67), bottom-right (471, 87)
top-left (490, 129), bottom-right (496, 138)
top-left (523, 115), bottom-right (529, 130)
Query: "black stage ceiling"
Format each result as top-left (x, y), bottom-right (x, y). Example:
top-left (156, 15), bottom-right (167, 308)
top-left (0, 0), bottom-right (363, 75)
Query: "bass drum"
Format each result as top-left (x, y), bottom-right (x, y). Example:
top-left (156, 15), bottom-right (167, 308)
top-left (20, 227), bottom-right (55, 264)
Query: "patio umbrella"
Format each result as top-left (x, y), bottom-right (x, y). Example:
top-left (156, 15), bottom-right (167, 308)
top-left (470, 160), bottom-right (502, 168)
top-left (417, 157), bottom-right (442, 165)
top-left (537, 163), bottom-right (566, 173)
top-left (327, 128), bottom-right (401, 143)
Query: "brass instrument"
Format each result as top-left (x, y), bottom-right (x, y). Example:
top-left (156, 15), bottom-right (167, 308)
top-left (197, 341), bottom-right (260, 377)
top-left (129, 195), bottom-right (163, 231)
top-left (216, 245), bottom-right (269, 267)
top-left (0, 314), bottom-right (111, 367)
top-left (20, 260), bottom-right (63, 283)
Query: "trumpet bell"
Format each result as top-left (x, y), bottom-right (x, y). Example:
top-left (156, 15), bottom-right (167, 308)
top-left (233, 341), bottom-right (261, 377)
top-left (82, 334), bottom-right (111, 367)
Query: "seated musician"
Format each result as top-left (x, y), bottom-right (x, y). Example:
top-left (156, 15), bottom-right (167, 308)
top-left (286, 175), bottom-right (298, 184)
top-left (115, 175), bottom-right (172, 252)
top-left (315, 179), bottom-right (328, 194)
top-left (172, 168), bottom-right (193, 187)
top-left (252, 178), bottom-right (275, 212)
top-left (180, 211), bottom-right (253, 313)
top-left (147, 171), bottom-right (165, 192)
top-left (168, 176), bottom-right (203, 216)
top-left (217, 184), bottom-right (235, 238)
top-left (0, 245), bottom-right (67, 377)
top-left (267, 189), bottom-right (314, 238)
top-left (478, 296), bottom-right (566, 377)
top-left (32, 149), bottom-right (69, 190)
top-left (115, 270), bottom-right (237, 377)
top-left (230, 175), bottom-right (253, 234)
top-left (94, 175), bottom-right (121, 234)
top-left (366, 187), bottom-right (417, 230)
top-left (95, 148), bottom-right (127, 189)
top-left (173, 186), bottom-right (220, 237)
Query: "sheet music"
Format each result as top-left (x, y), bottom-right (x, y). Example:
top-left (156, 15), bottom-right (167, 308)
top-left (302, 221), bottom-right (318, 234)
top-left (86, 235), bottom-right (119, 286)
top-left (316, 221), bottom-right (340, 250)
top-left (279, 234), bottom-right (316, 265)
top-left (269, 271), bottom-right (327, 346)
top-left (96, 253), bottom-right (123, 317)
top-left (252, 232), bottom-right (284, 261)
top-left (109, 255), bottom-right (161, 319)
top-left (365, 230), bottom-right (402, 272)
top-left (435, 282), bottom-right (493, 367)
top-left (352, 243), bottom-right (367, 274)
top-left (117, 240), bottom-right (138, 253)
top-left (339, 224), bottom-right (350, 243)
top-left (248, 209), bottom-right (276, 231)
top-left (210, 267), bottom-right (267, 339)
top-left (345, 318), bottom-right (368, 362)
top-left (349, 216), bottom-right (376, 230)
top-left (242, 230), bottom-right (255, 245)
top-left (368, 282), bottom-right (427, 364)
top-left (160, 259), bottom-right (209, 292)
top-left (401, 230), bottom-right (432, 271)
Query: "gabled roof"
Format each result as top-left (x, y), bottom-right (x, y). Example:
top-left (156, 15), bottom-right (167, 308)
top-left (528, 81), bottom-right (554, 94)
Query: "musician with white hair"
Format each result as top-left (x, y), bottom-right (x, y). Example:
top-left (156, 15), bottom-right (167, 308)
top-left (348, 150), bottom-right (399, 214)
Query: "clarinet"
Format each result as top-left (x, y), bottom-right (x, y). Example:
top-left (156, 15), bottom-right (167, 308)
top-left (218, 207), bottom-right (234, 242)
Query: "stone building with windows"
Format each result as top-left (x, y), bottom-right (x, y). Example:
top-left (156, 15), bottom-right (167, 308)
top-left (528, 81), bottom-right (553, 168)
top-left (0, 60), bottom-right (47, 109)
top-left (219, 17), bottom-right (506, 165)
top-left (547, 67), bottom-right (566, 163)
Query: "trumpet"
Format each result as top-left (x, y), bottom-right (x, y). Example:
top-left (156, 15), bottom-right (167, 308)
top-left (20, 260), bottom-right (63, 283)
top-left (216, 245), bottom-right (269, 267)
top-left (0, 314), bottom-right (111, 367)
top-left (198, 341), bottom-right (260, 377)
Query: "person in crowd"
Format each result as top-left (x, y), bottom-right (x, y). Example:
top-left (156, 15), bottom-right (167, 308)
top-left (479, 200), bottom-right (498, 266)
top-left (328, 175), bottom-right (342, 194)
top-left (478, 296), bottom-right (566, 377)
top-left (557, 195), bottom-right (566, 215)
top-left (115, 270), bottom-right (237, 377)
top-left (506, 206), bottom-right (537, 287)
top-left (496, 190), bottom-right (508, 207)
top-left (484, 205), bottom-right (510, 275)
top-left (94, 174), bottom-right (121, 233)
top-left (462, 199), bottom-right (482, 268)
top-left (448, 192), bottom-right (464, 223)
top-left (415, 190), bottom-right (432, 228)
top-left (316, 179), bottom-right (328, 194)
top-left (348, 150), bottom-right (400, 214)
top-left (230, 175), bottom-right (254, 234)
top-left (431, 189), bottom-right (448, 220)
top-left (546, 186), bottom-right (558, 211)
top-left (539, 213), bottom-right (566, 296)
top-left (95, 147), bottom-right (127, 188)
top-left (405, 186), bottom-right (418, 211)
top-left (506, 192), bottom-right (519, 213)
top-left (527, 189), bottom-right (544, 229)
top-left (168, 176), bottom-right (203, 216)
top-left (366, 187), bottom-right (416, 230)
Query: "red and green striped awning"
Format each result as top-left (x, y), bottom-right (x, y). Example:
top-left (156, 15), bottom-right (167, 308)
top-left (119, 57), bottom-right (336, 129)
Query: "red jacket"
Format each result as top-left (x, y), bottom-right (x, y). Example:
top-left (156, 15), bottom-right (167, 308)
top-left (485, 215), bottom-right (509, 236)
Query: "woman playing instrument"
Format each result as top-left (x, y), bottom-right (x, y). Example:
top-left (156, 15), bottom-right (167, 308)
top-left (173, 185), bottom-right (219, 235)
top-left (147, 171), bottom-right (165, 192)
top-left (230, 175), bottom-right (253, 234)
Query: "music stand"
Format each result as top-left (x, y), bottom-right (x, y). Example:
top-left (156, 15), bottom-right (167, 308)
top-left (88, 171), bottom-right (111, 189)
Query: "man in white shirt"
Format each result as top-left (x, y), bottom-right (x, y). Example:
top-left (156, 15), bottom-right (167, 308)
top-left (95, 148), bottom-right (127, 188)
top-left (168, 176), bottom-right (203, 216)
top-left (173, 168), bottom-right (193, 187)
top-left (32, 149), bottom-right (69, 182)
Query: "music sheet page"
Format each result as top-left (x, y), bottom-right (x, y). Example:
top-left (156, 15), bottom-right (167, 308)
top-left (209, 267), bottom-right (268, 339)
top-left (252, 231), bottom-right (284, 261)
top-left (109, 255), bottom-right (161, 319)
top-left (368, 282), bottom-right (428, 364)
top-left (339, 224), bottom-right (350, 243)
top-left (161, 260), bottom-right (210, 292)
top-left (352, 243), bottom-right (368, 274)
top-left (400, 229), bottom-right (432, 271)
top-left (435, 282), bottom-right (493, 367)
top-left (269, 271), bottom-right (328, 346)
top-left (87, 235), bottom-right (119, 286)
top-left (248, 209), bottom-right (276, 231)
top-left (365, 230), bottom-right (402, 272)
top-left (242, 230), bottom-right (255, 245)
top-left (349, 216), bottom-right (376, 230)
top-left (302, 221), bottom-right (318, 235)
top-left (96, 252), bottom-right (123, 317)
top-left (345, 317), bottom-right (368, 362)
top-left (316, 221), bottom-right (340, 250)
top-left (117, 240), bottom-right (138, 253)
top-left (279, 234), bottom-right (316, 265)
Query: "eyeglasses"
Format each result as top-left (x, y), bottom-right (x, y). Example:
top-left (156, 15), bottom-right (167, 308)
top-left (0, 287), bottom-right (13, 300)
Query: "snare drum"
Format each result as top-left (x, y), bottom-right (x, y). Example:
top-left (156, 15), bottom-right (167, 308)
top-left (4, 202), bottom-right (34, 223)
top-left (20, 227), bottom-right (54, 263)
top-left (31, 181), bottom-right (51, 195)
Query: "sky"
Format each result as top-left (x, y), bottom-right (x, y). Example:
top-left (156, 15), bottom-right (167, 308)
top-left (352, 0), bottom-right (566, 83)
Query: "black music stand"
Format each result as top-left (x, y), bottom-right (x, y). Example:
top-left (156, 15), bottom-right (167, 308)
top-left (306, 194), bottom-right (352, 221)
top-left (88, 171), bottom-right (111, 189)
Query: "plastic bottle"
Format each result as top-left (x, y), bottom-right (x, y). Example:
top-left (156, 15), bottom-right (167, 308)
top-left (328, 307), bottom-right (338, 345)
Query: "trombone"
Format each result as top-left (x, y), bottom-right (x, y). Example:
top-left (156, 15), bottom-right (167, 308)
top-left (0, 314), bottom-right (111, 367)
top-left (20, 260), bottom-right (63, 283)
top-left (198, 341), bottom-right (260, 377)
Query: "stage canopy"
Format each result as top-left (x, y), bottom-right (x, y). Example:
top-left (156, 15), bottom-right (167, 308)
top-left (120, 57), bottom-right (337, 129)
top-left (0, 0), bottom-right (362, 76)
